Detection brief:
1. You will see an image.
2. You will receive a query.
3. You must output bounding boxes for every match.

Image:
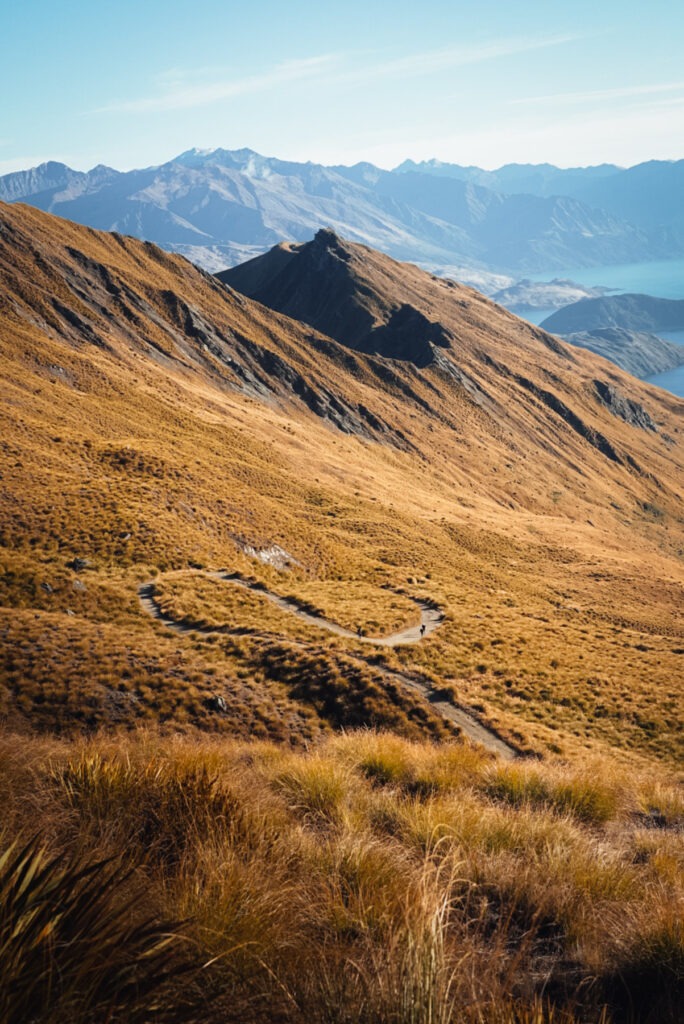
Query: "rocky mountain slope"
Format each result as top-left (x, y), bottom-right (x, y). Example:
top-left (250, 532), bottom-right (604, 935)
top-left (541, 293), bottom-right (684, 334)
top-left (221, 226), bottom-right (684, 499)
top-left (0, 149), bottom-right (668, 276)
top-left (1, 203), bottom-right (683, 761)
top-left (557, 327), bottom-right (684, 379)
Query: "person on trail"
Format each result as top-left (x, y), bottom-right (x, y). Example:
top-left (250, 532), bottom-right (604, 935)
top-left (420, 623), bottom-right (426, 637)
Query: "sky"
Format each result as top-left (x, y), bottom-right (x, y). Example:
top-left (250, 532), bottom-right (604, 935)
top-left (2, 0), bottom-right (683, 175)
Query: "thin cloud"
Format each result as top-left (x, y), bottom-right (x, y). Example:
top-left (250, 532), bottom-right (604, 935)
top-left (335, 34), bottom-right (580, 85)
top-left (390, 99), bottom-right (684, 169)
top-left (93, 35), bottom-right (579, 116)
top-left (511, 81), bottom-right (684, 106)
top-left (92, 55), bottom-right (337, 114)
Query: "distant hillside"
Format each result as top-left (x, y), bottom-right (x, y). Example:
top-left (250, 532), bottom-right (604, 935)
top-left (541, 293), bottom-right (684, 334)
top-left (0, 149), bottom-right (670, 276)
top-left (571, 160), bottom-right (684, 239)
top-left (395, 158), bottom-right (684, 246)
top-left (559, 327), bottom-right (684, 379)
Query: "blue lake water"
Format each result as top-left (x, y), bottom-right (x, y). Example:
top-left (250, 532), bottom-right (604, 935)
top-left (527, 258), bottom-right (684, 300)
top-left (644, 365), bottom-right (684, 397)
top-left (643, 330), bottom-right (684, 396)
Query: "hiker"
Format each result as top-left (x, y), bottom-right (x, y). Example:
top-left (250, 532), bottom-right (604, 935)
top-left (420, 623), bottom-right (426, 637)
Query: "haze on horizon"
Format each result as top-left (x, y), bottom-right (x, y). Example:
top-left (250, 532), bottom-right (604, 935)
top-left (2, 0), bottom-right (683, 176)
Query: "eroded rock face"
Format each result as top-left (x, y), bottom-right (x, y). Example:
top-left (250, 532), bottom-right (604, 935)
top-left (358, 304), bottom-right (453, 366)
top-left (593, 380), bottom-right (658, 432)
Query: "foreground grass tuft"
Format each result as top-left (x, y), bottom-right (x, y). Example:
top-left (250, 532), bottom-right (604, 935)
top-left (0, 836), bottom-right (192, 1023)
top-left (0, 730), bottom-right (681, 1022)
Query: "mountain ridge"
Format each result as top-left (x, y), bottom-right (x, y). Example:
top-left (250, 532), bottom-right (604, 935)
top-left (541, 293), bottom-right (684, 334)
top-left (0, 149), bottom-right (676, 278)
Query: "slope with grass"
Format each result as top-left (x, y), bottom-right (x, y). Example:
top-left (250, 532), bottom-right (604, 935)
top-left (0, 202), bottom-right (683, 764)
top-left (138, 569), bottom-right (516, 757)
top-left (1, 730), bottom-right (682, 1023)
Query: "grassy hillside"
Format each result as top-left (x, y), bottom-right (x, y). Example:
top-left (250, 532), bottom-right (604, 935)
top-left (1, 202), bottom-right (683, 1022)
top-left (1, 202), bottom-right (682, 762)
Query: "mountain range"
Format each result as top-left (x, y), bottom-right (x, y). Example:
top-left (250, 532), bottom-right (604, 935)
top-left (395, 157), bottom-right (684, 241)
top-left (2, 149), bottom-right (682, 279)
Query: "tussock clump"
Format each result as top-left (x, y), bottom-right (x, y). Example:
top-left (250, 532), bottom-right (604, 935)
top-left (598, 907), bottom-right (684, 1024)
top-left (0, 837), bottom-right (192, 1023)
top-left (57, 752), bottom-right (235, 866)
top-left (272, 754), bottom-right (357, 825)
top-left (482, 761), bottom-right (624, 824)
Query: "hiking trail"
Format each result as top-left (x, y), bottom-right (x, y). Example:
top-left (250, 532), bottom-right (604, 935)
top-left (139, 570), bottom-right (518, 759)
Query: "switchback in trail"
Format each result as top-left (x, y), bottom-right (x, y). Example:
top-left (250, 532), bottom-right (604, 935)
top-left (139, 570), bottom-right (519, 759)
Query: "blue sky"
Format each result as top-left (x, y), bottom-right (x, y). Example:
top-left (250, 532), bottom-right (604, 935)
top-left (2, 0), bottom-right (683, 173)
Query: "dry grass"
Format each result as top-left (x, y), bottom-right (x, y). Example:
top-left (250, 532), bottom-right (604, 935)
top-left (0, 203), bottom-right (683, 764)
top-left (1, 202), bottom-right (683, 1020)
top-left (0, 729), bottom-right (681, 1022)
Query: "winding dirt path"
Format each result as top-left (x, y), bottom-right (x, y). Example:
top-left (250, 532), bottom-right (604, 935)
top-left (139, 571), bottom-right (518, 759)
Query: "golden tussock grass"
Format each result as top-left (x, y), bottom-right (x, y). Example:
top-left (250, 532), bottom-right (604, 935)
top-left (1, 202), bottom-right (684, 1020)
top-left (0, 729), bottom-right (681, 1022)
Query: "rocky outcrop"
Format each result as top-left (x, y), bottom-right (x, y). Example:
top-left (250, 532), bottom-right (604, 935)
top-left (220, 230), bottom-right (456, 368)
top-left (593, 381), bottom-right (658, 432)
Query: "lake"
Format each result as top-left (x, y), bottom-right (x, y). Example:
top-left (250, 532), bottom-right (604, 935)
top-left (643, 331), bottom-right (684, 397)
top-left (527, 258), bottom-right (684, 301)
top-left (644, 364), bottom-right (684, 397)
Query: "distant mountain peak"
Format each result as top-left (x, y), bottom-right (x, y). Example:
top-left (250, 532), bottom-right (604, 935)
top-left (174, 146), bottom-right (263, 170)
top-left (0, 148), bottom-right (679, 276)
